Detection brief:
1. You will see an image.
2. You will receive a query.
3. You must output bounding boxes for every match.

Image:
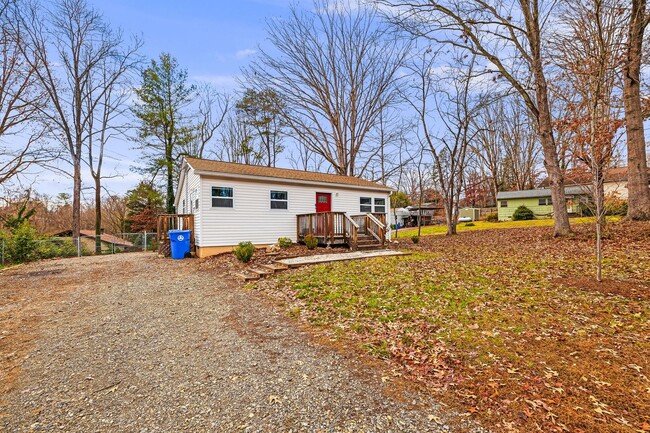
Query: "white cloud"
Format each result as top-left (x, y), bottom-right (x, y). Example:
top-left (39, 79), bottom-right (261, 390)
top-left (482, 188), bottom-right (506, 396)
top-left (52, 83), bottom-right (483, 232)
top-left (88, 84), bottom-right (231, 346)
top-left (235, 48), bottom-right (257, 59)
top-left (192, 74), bottom-right (241, 90)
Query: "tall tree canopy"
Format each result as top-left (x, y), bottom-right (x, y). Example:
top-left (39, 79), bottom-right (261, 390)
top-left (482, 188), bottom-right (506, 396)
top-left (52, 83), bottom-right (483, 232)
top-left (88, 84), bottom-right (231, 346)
top-left (133, 53), bottom-right (195, 213)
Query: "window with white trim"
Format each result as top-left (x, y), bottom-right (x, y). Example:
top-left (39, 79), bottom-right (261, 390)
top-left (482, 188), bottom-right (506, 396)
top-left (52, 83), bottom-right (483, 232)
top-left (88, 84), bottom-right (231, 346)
top-left (374, 198), bottom-right (386, 213)
top-left (212, 187), bottom-right (233, 208)
top-left (360, 197), bottom-right (372, 213)
top-left (270, 190), bottom-right (288, 209)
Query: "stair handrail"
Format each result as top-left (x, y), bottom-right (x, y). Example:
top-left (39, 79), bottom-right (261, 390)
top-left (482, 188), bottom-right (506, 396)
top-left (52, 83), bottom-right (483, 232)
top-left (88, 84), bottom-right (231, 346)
top-left (343, 214), bottom-right (360, 250)
top-left (366, 213), bottom-right (386, 245)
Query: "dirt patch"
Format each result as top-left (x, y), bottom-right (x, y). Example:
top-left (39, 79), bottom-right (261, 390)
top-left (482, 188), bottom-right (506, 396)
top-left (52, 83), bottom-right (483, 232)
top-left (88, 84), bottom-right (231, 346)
top-left (554, 276), bottom-right (650, 300)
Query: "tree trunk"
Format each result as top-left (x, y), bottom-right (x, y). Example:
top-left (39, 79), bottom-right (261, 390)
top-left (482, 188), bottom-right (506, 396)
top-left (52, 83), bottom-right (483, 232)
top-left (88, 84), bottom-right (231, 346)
top-left (523, 0), bottom-right (571, 236)
top-left (533, 65), bottom-right (571, 237)
top-left (166, 140), bottom-right (175, 214)
top-left (72, 158), bottom-right (82, 239)
top-left (446, 204), bottom-right (457, 235)
top-left (95, 175), bottom-right (102, 255)
top-left (624, 0), bottom-right (650, 220)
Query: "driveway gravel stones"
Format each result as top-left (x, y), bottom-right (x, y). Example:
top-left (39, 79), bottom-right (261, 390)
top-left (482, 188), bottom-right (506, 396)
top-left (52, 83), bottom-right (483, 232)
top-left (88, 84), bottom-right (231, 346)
top-left (0, 253), bottom-right (474, 432)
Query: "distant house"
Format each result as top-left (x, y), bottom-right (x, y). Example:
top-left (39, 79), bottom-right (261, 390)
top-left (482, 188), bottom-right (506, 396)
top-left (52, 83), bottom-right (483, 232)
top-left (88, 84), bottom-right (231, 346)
top-left (496, 186), bottom-right (588, 221)
top-left (538, 166), bottom-right (650, 199)
top-left (49, 229), bottom-right (135, 252)
top-left (175, 157), bottom-right (392, 258)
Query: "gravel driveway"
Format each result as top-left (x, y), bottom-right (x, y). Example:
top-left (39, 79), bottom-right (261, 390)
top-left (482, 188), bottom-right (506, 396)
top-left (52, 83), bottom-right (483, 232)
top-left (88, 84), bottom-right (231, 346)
top-left (1, 253), bottom-right (461, 432)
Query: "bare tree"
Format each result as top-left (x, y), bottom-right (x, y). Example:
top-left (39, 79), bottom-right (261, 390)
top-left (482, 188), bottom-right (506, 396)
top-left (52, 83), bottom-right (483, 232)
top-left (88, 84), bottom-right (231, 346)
top-left (407, 50), bottom-right (483, 235)
top-left (470, 100), bottom-right (505, 205)
top-left (101, 193), bottom-right (128, 234)
top-left (235, 88), bottom-right (285, 167)
top-left (622, 0), bottom-right (650, 220)
top-left (379, 0), bottom-right (572, 236)
top-left (246, 0), bottom-right (410, 176)
top-left (0, 0), bottom-right (52, 185)
top-left (287, 139), bottom-right (327, 172)
top-left (17, 0), bottom-right (133, 238)
top-left (187, 83), bottom-right (230, 159)
top-left (213, 113), bottom-right (264, 165)
top-left (86, 47), bottom-right (141, 253)
top-left (552, 0), bottom-right (626, 280)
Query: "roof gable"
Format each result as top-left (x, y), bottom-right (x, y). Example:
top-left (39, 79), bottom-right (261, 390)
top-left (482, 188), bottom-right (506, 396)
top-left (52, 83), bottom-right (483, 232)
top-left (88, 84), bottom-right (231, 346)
top-left (184, 157), bottom-right (391, 191)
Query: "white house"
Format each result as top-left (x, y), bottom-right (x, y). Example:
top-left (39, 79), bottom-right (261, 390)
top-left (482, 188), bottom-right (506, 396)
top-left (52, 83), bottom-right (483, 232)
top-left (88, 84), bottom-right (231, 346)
top-left (175, 157), bottom-right (393, 258)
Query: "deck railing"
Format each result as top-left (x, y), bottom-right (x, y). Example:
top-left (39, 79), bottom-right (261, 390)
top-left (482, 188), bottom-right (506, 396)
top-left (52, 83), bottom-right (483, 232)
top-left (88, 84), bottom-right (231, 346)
top-left (156, 214), bottom-right (195, 257)
top-left (297, 212), bottom-right (386, 250)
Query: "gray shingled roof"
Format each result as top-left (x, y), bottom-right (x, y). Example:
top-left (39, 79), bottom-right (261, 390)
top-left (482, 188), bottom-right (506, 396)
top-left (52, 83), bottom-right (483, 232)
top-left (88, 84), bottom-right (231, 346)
top-left (497, 186), bottom-right (589, 200)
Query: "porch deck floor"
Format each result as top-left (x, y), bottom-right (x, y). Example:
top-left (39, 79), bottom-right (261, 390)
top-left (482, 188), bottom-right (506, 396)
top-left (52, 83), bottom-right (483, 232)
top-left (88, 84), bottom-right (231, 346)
top-left (275, 249), bottom-right (411, 268)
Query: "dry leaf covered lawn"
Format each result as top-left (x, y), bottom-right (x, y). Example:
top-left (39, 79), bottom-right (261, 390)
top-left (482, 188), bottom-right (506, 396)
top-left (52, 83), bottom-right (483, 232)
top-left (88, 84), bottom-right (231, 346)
top-left (255, 221), bottom-right (650, 433)
top-left (394, 216), bottom-right (620, 238)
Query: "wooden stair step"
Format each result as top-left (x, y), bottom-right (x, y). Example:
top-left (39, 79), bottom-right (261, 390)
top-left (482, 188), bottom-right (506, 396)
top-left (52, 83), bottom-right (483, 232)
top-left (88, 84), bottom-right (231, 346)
top-left (248, 267), bottom-right (273, 276)
top-left (236, 272), bottom-right (260, 281)
top-left (274, 260), bottom-right (302, 268)
top-left (259, 263), bottom-right (289, 272)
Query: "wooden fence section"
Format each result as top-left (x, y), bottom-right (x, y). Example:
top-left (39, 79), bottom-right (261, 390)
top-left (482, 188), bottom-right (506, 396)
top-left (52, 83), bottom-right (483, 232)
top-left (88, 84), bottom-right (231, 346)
top-left (157, 214), bottom-right (195, 257)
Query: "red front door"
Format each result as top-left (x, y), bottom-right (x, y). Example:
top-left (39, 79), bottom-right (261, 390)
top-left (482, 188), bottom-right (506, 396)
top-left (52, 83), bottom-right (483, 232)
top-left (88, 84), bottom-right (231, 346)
top-left (316, 192), bottom-right (331, 213)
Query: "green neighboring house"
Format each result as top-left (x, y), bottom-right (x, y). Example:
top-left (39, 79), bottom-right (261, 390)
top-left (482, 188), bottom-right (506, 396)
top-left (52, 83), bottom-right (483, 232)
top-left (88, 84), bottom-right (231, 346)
top-left (496, 186), bottom-right (588, 221)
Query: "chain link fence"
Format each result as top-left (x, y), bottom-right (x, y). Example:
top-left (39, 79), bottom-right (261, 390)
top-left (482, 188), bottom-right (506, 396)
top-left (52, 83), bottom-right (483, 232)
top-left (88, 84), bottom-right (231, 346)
top-left (0, 232), bottom-right (157, 267)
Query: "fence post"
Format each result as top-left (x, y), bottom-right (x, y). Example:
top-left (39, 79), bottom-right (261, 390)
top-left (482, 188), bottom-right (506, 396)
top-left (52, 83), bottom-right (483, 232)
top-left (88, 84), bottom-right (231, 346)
top-left (112, 242), bottom-right (115, 254)
top-left (76, 237), bottom-right (81, 257)
top-left (143, 231), bottom-right (147, 252)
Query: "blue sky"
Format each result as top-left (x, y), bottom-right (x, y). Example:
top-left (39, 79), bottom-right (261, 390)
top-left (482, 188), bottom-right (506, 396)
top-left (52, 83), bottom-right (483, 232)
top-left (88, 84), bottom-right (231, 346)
top-left (29, 0), bottom-right (301, 199)
top-left (96, 0), bottom-right (293, 90)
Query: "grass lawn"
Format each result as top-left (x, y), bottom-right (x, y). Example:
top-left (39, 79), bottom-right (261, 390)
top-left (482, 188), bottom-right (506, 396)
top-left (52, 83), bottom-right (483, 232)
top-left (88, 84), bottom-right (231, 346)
top-left (256, 221), bottom-right (650, 433)
top-left (394, 216), bottom-right (620, 238)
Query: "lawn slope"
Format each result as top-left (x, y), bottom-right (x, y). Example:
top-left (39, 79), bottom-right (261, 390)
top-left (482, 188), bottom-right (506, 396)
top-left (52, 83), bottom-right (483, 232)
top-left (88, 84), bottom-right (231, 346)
top-left (256, 222), bottom-right (650, 433)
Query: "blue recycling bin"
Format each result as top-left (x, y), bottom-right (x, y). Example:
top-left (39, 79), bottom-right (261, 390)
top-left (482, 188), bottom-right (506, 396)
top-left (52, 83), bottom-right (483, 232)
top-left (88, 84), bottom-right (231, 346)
top-left (168, 229), bottom-right (191, 259)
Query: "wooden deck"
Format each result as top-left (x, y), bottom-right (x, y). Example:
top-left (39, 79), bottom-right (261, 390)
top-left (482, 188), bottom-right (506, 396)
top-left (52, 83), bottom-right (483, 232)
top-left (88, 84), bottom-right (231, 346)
top-left (296, 212), bottom-right (387, 250)
top-left (156, 214), bottom-right (196, 257)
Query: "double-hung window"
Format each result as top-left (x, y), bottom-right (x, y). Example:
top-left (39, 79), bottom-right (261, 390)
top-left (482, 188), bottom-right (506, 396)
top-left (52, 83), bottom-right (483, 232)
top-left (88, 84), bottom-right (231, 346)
top-left (212, 187), bottom-right (233, 208)
top-left (373, 198), bottom-right (386, 213)
top-left (270, 190), bottom-right (288, 209)
top-left (538, 197), bottom-right (552, 206)
top-left (360, 197), bottom-right (372, 213)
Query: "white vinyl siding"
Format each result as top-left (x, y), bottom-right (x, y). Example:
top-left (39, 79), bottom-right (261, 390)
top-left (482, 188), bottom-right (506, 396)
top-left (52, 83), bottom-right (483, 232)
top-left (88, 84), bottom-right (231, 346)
top-left (178, 166), bottom-right (202, 242)
top-left (195, 175), bottom-right (390, 247)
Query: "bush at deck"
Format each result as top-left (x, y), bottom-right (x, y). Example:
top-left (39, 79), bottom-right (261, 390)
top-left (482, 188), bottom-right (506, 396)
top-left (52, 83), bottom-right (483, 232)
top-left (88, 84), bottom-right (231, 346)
top-left (277, 237), bottom-right (292, 248)
top-left (304, 234), bottom-right (318, 250)
top-left (233, 241), bottom-right (255, 263)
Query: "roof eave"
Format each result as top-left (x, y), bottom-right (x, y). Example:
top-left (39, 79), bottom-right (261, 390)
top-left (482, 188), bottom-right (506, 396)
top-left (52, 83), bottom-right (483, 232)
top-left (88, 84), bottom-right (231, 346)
top-left (193, 169), bottom-right (394, 193)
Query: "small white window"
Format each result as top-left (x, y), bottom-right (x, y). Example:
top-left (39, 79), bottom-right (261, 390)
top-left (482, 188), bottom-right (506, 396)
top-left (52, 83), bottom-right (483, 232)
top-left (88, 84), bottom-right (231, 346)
top-left (360, 197), bottom-right (372, 213)
top-left (374, 198), bottom-right (386, 213)
top-left (212, 187), bottom-right (233, 208)
top-left (181, 199), bottom-right (186, 214)
top-left (270, 190), bottom-right (288, 210)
